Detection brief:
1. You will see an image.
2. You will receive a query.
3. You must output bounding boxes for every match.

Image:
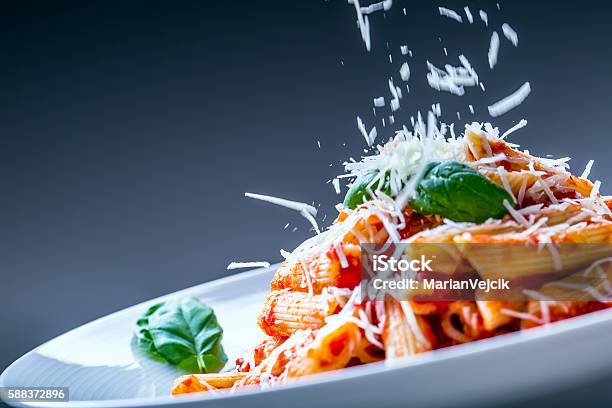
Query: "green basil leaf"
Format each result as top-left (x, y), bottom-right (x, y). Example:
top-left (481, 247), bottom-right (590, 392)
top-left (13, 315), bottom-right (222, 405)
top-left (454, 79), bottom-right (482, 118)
top-left (409, 161), bottom-right (514, 223)
top-left (136, 297), bottom-right (227, 373)
top-left (343, 171), bottom-right (390, 209)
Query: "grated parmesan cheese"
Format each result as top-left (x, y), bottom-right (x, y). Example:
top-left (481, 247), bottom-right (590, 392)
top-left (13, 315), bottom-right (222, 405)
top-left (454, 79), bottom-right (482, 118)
top-left (503, 199), bottom-right (530, 227)
top-left (245, 192), bottom-right (320, 234)
top-left (227, 261), bottom-right (271, 270)
top-left (245, 192), bottom-right (317, 216)
top-left (501, 119), bottom-right (528, 139)
top-left (581, 160), bottom-right (594, 180)
top-left (502, 23), bottom-right (519, 46)
top-left (464, 6), bottom-right (473, 23)
top-left (497, 166), bottom-right (517, 203)
top-left (348, 0), bottom-right (371, 51)
top-left (360, 0), bottom-right (393, 14)
top-left (332, 178), bottom-right (341, 194)
top-left (426, 55), bottom-right (479, 96)
top-left (479, 9), bottom-right (488, 26)
top-left (488, 31), bottom-right (500, 69)
top-left (488, 82), bottom-right (531, 117)
top-left (399, 62), bottom-right (410, 82)
top-left (438, 7), bottom-right (463, 23)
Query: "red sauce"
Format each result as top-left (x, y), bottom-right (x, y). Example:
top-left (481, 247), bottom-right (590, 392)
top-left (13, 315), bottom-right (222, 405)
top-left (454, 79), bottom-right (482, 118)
top-left (328, 332), bottom-right (349, 356)
top-left (327, 246), bottom-right (362, 289)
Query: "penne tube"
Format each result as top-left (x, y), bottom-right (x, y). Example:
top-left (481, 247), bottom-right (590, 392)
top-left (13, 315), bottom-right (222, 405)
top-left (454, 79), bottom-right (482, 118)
top-left (284, 319), bottom-right (361, 378)
top-left (521, 301), bottom-right (608, 330)
top-left (258, 289), bottom-right (339, 338)
top-left (457, 240), bottom-right (612, 284)
top-left (516, 261), bottom-right (612, 329)
top-left (409, 300), bottom-right (448, 316)
top-left (172, 372), bottom-right (247, 395)
top-left (354, 334), bottom-right (385, 364)
top-left (271, 243), bottom-right (362, 294)
top-left (253, 336), bottom-right (285, 368)
top-left (382, 301), bottom-right (434, 358)
top-left (484, 170), bottom-right (537, 199)
top-left (476, 300), bottom-right (525, 331)
top-left (440, 301), bottom-right (487, 344)
top-left (562, 175), bottom-right (593, 198)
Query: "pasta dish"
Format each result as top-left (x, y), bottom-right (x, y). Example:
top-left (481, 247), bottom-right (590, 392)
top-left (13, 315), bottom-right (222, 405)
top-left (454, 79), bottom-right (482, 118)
top-left (171, 120), bottom-right (612, 395)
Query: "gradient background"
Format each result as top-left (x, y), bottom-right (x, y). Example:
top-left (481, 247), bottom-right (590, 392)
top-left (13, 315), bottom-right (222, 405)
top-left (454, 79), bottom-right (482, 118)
top-left (1, 0), bottom-right (612, 406)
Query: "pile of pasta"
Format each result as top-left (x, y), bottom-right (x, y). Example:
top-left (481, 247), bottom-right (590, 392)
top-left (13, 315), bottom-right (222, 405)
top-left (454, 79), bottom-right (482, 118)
top-left (172, 124), bottom-right (612, 395)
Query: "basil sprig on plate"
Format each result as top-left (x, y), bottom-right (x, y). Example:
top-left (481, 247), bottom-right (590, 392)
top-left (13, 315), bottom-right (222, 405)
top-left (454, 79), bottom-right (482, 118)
top-left (136, 297), bottom-right (227, 373)
top-left (343, 161), bottom-right (514, 223)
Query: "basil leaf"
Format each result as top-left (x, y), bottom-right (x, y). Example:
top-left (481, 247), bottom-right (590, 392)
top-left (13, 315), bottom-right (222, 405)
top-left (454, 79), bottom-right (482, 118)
top-left (136, 297), bottom-right (227, 373)
top-left (409, 161), bottom-right (514, 223)
top-left (343, 171), bottom-right (390, 209)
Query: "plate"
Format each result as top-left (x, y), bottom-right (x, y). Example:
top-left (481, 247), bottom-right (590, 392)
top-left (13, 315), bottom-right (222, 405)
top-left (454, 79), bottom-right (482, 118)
top-left (2, 264), bottom-right (612, 408)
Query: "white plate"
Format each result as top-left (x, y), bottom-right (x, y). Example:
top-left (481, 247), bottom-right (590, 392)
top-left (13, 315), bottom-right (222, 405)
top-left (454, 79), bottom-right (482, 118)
top-left (2, 265), bottom-right (612, 408)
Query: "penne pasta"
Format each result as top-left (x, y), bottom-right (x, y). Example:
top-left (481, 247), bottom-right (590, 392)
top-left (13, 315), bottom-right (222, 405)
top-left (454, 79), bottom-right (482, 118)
top-left (271, 243), bottom-right (362, 294)
top-left (383, 301), bottom-right (435, 358)
top-left (441, 301), bottom-right (488, 344)
top-left (476, 300), bottom-right (524, 331)
top-left (172, 372), bottom-right (247, 395)
top-left (258, 289), bottom-right (340, 338)
top-left (171, 120), bottom-right (612, 396)
top-left (284, 319), bottom-right (361, 378)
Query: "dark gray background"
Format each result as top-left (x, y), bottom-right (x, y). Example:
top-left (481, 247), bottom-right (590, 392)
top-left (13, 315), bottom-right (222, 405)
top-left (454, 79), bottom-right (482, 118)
top-left (1, 0), bottom-right (611, 406)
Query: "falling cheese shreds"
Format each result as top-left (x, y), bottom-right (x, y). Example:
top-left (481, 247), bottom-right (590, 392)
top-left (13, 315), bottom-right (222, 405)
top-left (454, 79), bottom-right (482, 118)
top-left (332, 178), bottom-right (341, 194)
top-left (245, 192), bottom-right (317, 216)
top-left (373, 97), bottom-right (385, 107)
top-left (388, 78), bottom-right (399, 99)
top-left (300, 209), bottom-right (321, 234)
top-left (581, 160), bottom-right (595, 180)
top-left (432, 103), bottom-right (441, 117)
top-left (399, 62), bottom-right (410, 81)
top-left (426, 56), bottom-right (479, 96)
top-left (479, 9), bottom-right (488, 26)
top-left (464, 6), bottom-right (473, 23)
top-left (368, 126), bottom-right (378, 145)
top-left (390, 98), bottom-right (400, 112)
top-left (488, 82), bottom-right (531, 117)
top-left (360, 0), bottom-right (391, 14)
top-left (357, 116), bottom-right (370, 145)
top-left (348, 0), bottom-right (371, 51)
top-left (488, 31), bottom-right (500, 69)
top-left (227, 261), bottom-right (271, 270)
top-left (501, 119), bottom-right (528, 139)
top-left (502, 23), bottom-right (519, 46)
top-left (438, 7), bottom-right (463, 23)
